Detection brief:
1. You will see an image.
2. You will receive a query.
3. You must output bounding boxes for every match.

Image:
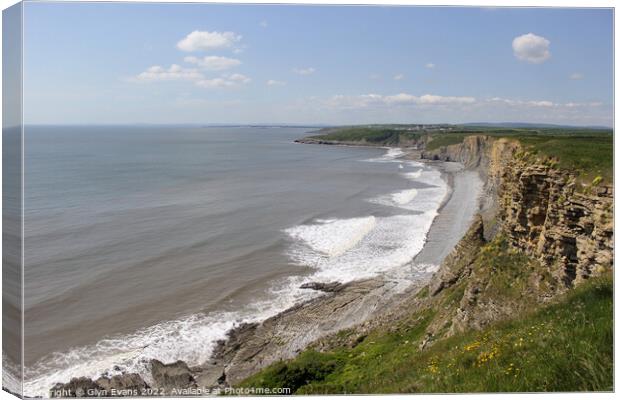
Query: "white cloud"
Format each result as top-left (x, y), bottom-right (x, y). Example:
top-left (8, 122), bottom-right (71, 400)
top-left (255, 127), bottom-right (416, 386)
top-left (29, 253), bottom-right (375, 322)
top-left (529, 100), bottom-right (554, 107)
top-left (184, 55), bottom-right (241, 71)
top-left (134, 64), bottom-right (249, 90)
top-left (135, 64), bottom-right (203, 81)
top-left (177, 30), bottom-right (242, 52)
top-left (325, 93), bottom-right (476, 109)
top-left (569, 72), bottom-right (584, 80)
top-left (196, 73), bottom-right (251, 89)
top-left (489, 97), bottom-right (555, 107)
top-left (321, 93), bottom-right (599, 112)
top-left (260, 20), bottom-right (268, 28)
top-left (196, 78), bottom-right (234, 88)
top-left (266, 79), bottom-right (286, 86)
top-left (488, 97), bottom-right (602, 109)
top-left (512, 33), bottom-right (551, 64)
top-left (425, 63), bottom-right (435, 69)
top-left (564, 101), bottom-right (602, 108)
top-left (393, 74), bottom-right (404, 80)
top-left (228, 73), bottom-right (251, 83)
top-left (293, 67), bottom-right (316, 75)
top-left (416, 94), bottom-right (475, 104)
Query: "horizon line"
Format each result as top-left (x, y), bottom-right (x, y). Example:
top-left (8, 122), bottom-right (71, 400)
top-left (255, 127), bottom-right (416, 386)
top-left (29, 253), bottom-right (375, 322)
top-left (8, 122), bottom-right (614, 130)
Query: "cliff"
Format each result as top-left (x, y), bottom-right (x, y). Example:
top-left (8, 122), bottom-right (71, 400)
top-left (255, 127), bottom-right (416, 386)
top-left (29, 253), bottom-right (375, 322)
top-left (422, 135), bottom-right (613, 288)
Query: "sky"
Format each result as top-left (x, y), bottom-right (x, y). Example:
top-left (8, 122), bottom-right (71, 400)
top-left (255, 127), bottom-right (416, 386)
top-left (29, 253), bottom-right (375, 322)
top-left (22, 3), bottom-right (613, 126)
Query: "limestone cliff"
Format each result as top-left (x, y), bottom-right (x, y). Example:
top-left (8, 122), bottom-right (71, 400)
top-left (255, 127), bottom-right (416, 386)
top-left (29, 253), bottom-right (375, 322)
top-left (423, 135), bottom-right (613, 288)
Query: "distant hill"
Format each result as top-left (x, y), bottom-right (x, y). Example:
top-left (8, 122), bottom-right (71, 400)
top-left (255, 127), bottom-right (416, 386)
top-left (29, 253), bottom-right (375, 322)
top-left (462, 122), bottom-right (612, 130)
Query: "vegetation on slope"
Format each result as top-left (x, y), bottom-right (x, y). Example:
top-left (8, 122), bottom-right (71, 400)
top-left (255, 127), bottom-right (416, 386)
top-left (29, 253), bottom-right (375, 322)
top-left (237, 235), bottom-right (613, 393)
top-left (517, 135), bottom-right (613, 182)
top-left (239, 276), bottom-right (612, 394)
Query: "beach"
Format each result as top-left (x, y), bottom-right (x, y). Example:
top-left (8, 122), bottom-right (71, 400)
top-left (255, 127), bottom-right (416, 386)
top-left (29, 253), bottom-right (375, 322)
top-left (190, 148), bottom-right (484, 387)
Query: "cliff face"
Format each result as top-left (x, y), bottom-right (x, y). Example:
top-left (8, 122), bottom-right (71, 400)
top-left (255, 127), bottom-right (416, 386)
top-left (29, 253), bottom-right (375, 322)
top-left (498, 161), bottom-right (613, 286)
top-left (423, 135), bottom-right (614, 288)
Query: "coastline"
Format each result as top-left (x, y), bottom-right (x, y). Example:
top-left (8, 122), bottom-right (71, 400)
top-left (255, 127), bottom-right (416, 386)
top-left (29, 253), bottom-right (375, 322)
top-left (48, 144), bottom-right (484, 395)
top-left (414, 160), bottom-right (483, 266)
top-left (191, 147), bottom-right (484, 388)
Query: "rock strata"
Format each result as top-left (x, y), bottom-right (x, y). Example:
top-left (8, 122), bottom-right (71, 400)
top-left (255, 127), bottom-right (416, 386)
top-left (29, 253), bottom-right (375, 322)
top-left (95, 373), bottom-right (149, 394)
top-left (149, 360), bottom-right (197, 395)
top-left (195, 277), bottom-right (401, 386)
top-left (422, 135), bottom-right (613, 286)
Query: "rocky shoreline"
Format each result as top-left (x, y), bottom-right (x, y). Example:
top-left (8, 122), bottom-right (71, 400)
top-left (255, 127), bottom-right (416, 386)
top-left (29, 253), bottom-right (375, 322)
top-left (48, 145), bottom-right (485, 397)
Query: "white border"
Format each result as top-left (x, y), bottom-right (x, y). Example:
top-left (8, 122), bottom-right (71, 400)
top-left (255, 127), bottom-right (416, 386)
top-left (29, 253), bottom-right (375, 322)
top-left (0, 2), bottom-right (616, 400)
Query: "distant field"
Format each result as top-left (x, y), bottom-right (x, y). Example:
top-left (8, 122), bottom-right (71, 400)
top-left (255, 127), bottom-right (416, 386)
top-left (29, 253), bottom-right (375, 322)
top-left (307, 125), bottom-right (613, 184)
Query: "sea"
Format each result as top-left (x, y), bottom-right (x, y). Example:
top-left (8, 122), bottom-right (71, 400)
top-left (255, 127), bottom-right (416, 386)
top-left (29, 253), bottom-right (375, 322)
top-left (19, 126), bottom-right (448, 396)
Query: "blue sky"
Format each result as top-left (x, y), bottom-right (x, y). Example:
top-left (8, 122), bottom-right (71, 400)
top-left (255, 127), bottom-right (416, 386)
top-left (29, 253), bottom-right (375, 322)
top-left (23, 3), bottom-right (613, 126)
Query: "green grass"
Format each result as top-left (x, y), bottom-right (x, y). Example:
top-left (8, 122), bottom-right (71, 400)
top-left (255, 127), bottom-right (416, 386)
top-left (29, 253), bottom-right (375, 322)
top-left (309, 127), bottom-right (422, 145)
top-left (471, 236), bottom-right (556, 301)
top-left (518, 135), bottom-right (613, 183)
top-left (425, 133), bottom-right (469, 150)
top-left (237, 274), bottom-right (612, 394)
top-left (310, 127), bottom-right (401, 144)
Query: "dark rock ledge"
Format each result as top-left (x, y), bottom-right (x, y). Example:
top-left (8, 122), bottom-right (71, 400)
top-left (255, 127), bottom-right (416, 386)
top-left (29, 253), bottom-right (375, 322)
top-left (299, 281), bottom-right (344, 292)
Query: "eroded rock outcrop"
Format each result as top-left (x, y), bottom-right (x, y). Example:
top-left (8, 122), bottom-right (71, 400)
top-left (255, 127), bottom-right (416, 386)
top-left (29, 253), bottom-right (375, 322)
top-left (95, 373), bottom-right (149, 395)
top-left (498, 163), bottom-right (613, 286)
top-left (199, 277), bottom-right (396, 386)
top-left (429, 214), bottom-right (485, 297)
top-left (149, 360), bottom-right (197, 395)
top-left (422, 135), bottom-right (613, 287)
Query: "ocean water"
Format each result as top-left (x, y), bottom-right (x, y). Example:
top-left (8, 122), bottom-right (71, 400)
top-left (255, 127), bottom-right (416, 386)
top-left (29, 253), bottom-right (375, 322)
top-left (20, 126), bottom-right (447, 396)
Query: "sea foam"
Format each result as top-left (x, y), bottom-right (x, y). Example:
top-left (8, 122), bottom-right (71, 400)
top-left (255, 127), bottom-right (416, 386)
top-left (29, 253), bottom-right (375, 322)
top-left (23, 147), bottom-right (448, 398)
top-left (285, 211), bottom-right (439, 283)
top-left (23, 276), bottom-right (318, 397)
top-left (286, 148), bottom-right (448, 283)
top-left (285, 216), bottom-right (376, 257)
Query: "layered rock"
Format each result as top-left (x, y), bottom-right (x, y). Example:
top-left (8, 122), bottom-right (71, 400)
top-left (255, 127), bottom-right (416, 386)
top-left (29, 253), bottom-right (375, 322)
top-left (199, 277), bottom-right (400, 386)
top-left (149, 360), bottom-right (197, 395)
top-left (497, 164), bottom-right (613, 286)
top-left (422, 135), bottom-right (613, 287)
